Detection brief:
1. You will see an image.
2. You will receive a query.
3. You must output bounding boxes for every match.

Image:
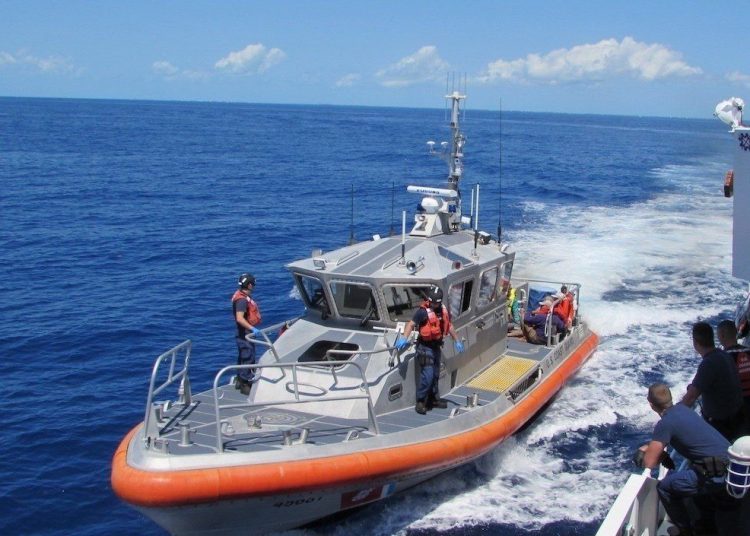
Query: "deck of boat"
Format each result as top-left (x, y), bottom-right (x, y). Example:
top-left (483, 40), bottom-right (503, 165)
top-left (146, 337), bottom-right (560, 457)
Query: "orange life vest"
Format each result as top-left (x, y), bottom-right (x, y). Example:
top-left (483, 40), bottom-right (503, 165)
top-left (557, 293), bottom-right (574, 325)
top-left (729, 346), bottom-right (750, 398)
top-left (418, 303), bottom-right (451, 342)
top-left (232, 290), bottom-right (262, 326)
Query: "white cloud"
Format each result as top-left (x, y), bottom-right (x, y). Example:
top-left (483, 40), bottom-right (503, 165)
top-left (335, 73), bottom-right (361, 87)
top-left (376, 46), bottom-right (449, 88)
top-left (152, 60), bottom-right (179, 77)
top-left (0, 51), bottom-right (17, 65)
top-left (259, 48), bottom-right (286, 73)
top-left (727, 71), bottom-right (750, 87)
top-left (152, 60), bottom-right (209, 81)
top-left (478, 37), bottom-right (702, 84)
top-left (214, 43), bottom-right (286, 74)
top-left (0, 50), bottom-right (78, 74)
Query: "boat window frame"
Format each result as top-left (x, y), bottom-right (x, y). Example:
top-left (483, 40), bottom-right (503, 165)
top-left (328, 279), bottom-right (381, 321)
top-left (476, 265), bottom-right (500, 309)
top-left (381, 284), bottom-right (433, 323)
top-left (293, 273), bottom-right (331, 315)
top-left (448, 277), bottom-right (474, 321)
top-left (500, 260), bottom-right (513, 297)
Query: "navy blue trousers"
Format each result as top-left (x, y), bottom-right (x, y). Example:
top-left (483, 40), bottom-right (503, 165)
top-left (416, 343), bottom-right (441, 402)
top-left (235, 338), bottom-right (256, 382)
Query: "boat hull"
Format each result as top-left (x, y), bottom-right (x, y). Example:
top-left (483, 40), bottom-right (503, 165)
top-left (112, 332), bottom-right (598, 534)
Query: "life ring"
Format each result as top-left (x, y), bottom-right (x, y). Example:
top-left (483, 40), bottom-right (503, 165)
top-left (725, 169), bottom-right (734, 198)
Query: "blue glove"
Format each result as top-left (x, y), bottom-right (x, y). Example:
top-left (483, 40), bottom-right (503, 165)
top-left (395, 336), bottom-right (409, 351)
top-left (454, 340), bottom-right (465, 353)
top-left (250, 326), bottom-right (262, 337)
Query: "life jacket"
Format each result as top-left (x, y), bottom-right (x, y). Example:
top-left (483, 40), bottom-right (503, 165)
top-left (232, 290), bottom-right (262, 327)
top-left (507, 287), bottom-right (517, 314)
top-left (418, 302), bottom-right (451, 342)
top-left (556, 293), bottom-right (574, 325)
top-left (728, 345), bottom-right (750, 398)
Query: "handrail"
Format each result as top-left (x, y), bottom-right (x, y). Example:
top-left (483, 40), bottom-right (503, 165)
top-left (211, 359), bottom-right (379, 453)
top-left (245, 316), bottom-right (302, 363)
top-left (142, 340), bottom-right (192, 441)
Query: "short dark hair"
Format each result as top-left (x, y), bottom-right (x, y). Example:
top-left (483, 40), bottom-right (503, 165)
top-left (718, 319), bottom-right (738, 340)
top-left (647, 383), bottom-right (673, 411)
top-left (692, 321), bottom-right (715, 348)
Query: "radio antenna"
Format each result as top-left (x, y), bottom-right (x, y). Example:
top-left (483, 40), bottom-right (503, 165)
top-left (389, 181), bottom-right (395, 236)
top-left (348, 183), bottom-right (356, 245)
top-left (497, 97), bottom-right (503, 244)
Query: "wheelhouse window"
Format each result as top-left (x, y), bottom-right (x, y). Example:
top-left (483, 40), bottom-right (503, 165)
top-left (500, 261), bottom-right (513, 296)
top-left (448, 279), bottom-right (473, 320)
top-left (477, 266), bottom-right (499, 308)
top-left (330, 281), bottom-right (380, 320)
top-left (383, 285), bottom-right (432, 322)
top-left (295, 274), bottom-right (328, 313)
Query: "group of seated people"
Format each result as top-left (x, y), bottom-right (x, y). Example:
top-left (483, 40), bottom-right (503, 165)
top-left (507, 284), bottom-right (575, 345)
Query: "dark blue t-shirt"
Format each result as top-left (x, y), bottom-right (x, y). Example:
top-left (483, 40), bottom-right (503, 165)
top-left (652, 404), bottom-right (729, 462)
top-left (691, 348), bottom-right (742, 419)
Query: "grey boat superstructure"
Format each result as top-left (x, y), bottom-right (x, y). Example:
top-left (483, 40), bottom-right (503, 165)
top-left (112, 91), bottom-right (599, 535)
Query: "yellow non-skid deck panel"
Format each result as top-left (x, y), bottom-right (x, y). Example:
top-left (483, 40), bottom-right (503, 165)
top-left (467, 355), bottom-right (538, 393)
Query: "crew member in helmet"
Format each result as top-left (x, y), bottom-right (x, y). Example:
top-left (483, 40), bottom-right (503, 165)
top-left (395, 287), bottom-right (465, 414)
top-left (232, 273), bottom-right (262, 395)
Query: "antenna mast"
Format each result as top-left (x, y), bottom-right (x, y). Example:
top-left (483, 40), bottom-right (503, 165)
top-left (348, 183), bottom-right (355, 245)
top-left (497, 97), bottom-right (503, 243)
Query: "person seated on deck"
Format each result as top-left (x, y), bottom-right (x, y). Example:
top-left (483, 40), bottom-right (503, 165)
top-left (522, 296), bottom-right (564, 345)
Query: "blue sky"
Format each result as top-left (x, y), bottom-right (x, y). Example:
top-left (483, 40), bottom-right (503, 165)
top-left (2, 1), bottom-right (748, 117)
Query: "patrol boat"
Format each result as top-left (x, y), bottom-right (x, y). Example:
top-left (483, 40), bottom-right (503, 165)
top-left (111, 91), bottom-right (599, 535)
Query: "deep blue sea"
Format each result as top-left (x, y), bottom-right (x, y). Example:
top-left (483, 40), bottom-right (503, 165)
top-left (1, 97), bottom-right (746, 535)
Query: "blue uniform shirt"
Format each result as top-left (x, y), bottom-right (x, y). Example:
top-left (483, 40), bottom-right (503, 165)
top-left (652, 404), bottom-right (729, 462)
top-left (691, 348), bottom-right (742, 420)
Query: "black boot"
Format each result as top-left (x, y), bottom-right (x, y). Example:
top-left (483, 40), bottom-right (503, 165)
top-left (235, 377), bottom-right (251, 396)
top-left (432, 396), bottom-right (448, 409)
top-left (427, 393), bottom-right (448, 409)
top-left (415, 400), bottom-right (427, 414)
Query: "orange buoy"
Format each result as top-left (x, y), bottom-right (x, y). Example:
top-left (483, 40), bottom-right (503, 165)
top-left (725, 169), bottom-right (734, 198)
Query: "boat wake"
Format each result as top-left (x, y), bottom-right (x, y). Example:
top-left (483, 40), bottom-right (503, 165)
top-left (285, 160), bottom-right (745, 535)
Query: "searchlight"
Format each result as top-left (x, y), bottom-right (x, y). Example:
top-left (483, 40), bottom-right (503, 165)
top-left (715, 97), bottom-right (745, 128)
top-left (727, 436), bottom-right (750, 498)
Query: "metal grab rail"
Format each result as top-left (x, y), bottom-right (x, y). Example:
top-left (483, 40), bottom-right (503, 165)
top-left (143, 340), bottom-right (192, 441)
top-left (243, 316), bottom-right (302, 362)
top-left (211, 359), bottom-right (380, 453)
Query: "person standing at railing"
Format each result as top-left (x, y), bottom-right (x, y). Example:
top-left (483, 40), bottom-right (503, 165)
top-left (681, 321), bottom-right (744, 442)
top-left (556, 285), bottom-right (575, 329)
top-left (395, 287), bottom-right (464, 415)
top-left (636, 383), bottom-right (735, 535)
top-left (718, 319), bottom-right (750, 435)
top-left (232, 273), bottom-right (262, 396)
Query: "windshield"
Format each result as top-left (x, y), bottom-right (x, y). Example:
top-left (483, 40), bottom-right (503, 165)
top-left (295, 274), bottom-right (328, 312)
top-left (330, 281), bottom-right (380, 320)
top-left (383, 285), bottom-right (432, 322)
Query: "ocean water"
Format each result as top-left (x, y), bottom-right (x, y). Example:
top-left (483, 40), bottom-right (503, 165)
top-left (0, 97), bottom-right (745, 536)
